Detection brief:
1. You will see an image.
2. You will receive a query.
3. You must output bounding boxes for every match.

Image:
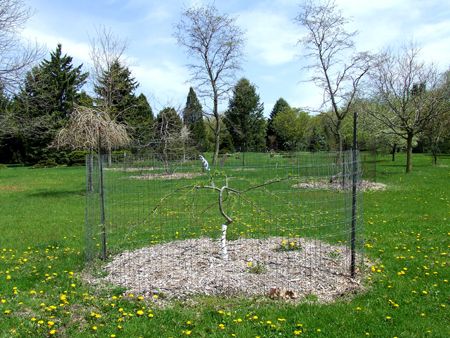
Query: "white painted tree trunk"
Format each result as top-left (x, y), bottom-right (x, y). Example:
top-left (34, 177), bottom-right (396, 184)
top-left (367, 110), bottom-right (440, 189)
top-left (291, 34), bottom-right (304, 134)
top-left (221, 223), bottom-right (228, 260)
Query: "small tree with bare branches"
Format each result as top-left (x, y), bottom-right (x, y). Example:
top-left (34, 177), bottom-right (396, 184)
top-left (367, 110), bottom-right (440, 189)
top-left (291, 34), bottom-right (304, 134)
top-left (175, 4), bottom-right (244, 165)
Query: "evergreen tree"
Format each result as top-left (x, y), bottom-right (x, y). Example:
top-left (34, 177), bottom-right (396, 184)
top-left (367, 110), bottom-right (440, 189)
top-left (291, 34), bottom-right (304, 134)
top-left (128, 93), bottom-right (154, 148)
top-left (267, 98), bottom-right (290, 150)
top-left (155, 107), bottom-right (183, 165)
top-left (41, 44), bottom-right (89, 117)
top-left (155, 107), bottom-right (183, 141)
top-left (224, 78), bottom-right (266, 152)
top-left (94, 59), bottom-right (138, 122)
top-left (13, 44), bottom-right (88, 163)
top-left (183, 87), bottom-right (206, 151)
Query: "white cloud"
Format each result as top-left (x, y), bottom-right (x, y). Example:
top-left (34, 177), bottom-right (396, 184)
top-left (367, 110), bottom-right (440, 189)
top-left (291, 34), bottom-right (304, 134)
top-left (130, 61), bottom-right (190, 110)
top-left (22, 28), bottom-right (91, 65)
top-left (237, 10), bottom-right (301, 66)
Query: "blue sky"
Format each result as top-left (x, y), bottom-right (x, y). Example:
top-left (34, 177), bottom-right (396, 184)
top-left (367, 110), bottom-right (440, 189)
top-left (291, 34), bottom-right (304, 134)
top-left (24, 0), bottom-right (450, 116)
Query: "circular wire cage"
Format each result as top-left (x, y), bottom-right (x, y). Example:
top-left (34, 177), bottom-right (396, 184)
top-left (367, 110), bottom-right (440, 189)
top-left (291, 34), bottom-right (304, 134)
top-left (85, 149), bottom-right (365, 302)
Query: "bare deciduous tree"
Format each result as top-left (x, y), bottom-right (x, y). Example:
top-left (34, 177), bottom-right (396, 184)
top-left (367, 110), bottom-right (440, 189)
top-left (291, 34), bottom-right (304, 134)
top-left (175, 4), bottom-right (244, 164)
top-left (295, 0), bottom-right (371, 154)
top-left (368, 45), bottom-right (446, 173)
top-left (0, 0), bottom-right (42, 93)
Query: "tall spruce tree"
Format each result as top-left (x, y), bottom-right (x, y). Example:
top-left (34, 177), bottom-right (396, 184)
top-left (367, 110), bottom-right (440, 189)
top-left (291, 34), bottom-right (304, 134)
top-left (224, 78), bottom-right (266, 152)
top-left (94, 59), bottom-right (138, 122)
top-left (183, 87), bottom-right (206, 151)
top-left (267, 98), bottom-right (290, 150)
top-left (13, 44), bottom-right (88, 163)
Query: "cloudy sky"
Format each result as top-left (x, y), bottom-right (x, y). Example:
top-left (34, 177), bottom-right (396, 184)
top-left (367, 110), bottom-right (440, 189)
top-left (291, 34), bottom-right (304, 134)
top-left (24, 0), bottom-right (450, 116)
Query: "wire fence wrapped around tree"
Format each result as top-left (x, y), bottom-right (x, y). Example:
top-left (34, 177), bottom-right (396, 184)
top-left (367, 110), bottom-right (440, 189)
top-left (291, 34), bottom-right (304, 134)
top-left (85, 149), bottom-right (366, 302)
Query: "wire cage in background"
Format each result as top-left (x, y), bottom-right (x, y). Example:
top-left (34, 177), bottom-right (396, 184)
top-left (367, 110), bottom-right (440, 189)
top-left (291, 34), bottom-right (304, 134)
top-left (85, 149), bottom-right (364, 302)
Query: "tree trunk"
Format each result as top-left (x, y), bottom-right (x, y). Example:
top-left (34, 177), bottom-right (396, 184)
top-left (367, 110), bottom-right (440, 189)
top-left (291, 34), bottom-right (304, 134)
top-left (391, 143), bottom-right (397, 161)
top-left (212, 95), bottom-right (220, 166)
top-left (406, 133), bottom-right (413, 173)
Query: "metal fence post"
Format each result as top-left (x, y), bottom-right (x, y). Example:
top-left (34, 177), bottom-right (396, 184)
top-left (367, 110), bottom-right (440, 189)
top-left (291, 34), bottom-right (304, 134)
top-left (350, 110), bottom-right (358, 278)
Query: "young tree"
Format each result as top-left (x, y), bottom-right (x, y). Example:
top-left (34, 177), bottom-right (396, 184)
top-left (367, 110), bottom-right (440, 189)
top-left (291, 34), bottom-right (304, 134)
top-left (295, 0), bottom-right (371, 154)
top-left (183, 87), bottom-right (206, 151)
top-left (175, 4), bottom-right (244, 165)
top-left (267, 98), bottom-right (290, 150)
top-left (224, 78), bottom-right (266, 152)
top-left (368, 45), bottom-right (446, 172)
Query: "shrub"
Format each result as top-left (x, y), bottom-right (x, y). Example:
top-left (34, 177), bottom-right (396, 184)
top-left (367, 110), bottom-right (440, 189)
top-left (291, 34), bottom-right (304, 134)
top-left (68, 150), bottom-right (89, 166)
top-left (32, 159), bottom-right (58, 168)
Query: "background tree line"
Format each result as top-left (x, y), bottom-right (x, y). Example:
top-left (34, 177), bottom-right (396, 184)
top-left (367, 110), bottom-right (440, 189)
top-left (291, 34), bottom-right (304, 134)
top-left (0, 0), bottom-right (449, 172)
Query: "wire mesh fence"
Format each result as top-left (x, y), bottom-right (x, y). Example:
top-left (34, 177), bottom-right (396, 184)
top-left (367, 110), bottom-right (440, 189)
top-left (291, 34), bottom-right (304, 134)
top-left (85, 149), bottom-right (364, 302)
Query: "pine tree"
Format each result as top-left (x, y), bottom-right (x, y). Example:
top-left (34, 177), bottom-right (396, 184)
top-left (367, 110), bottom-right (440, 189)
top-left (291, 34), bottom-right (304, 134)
top-left (224, 78), bottom-right (266, 152)
top-left (183, 87), bottom-right (206, 151)
top-left (267, 98), bottom-right (290, 150)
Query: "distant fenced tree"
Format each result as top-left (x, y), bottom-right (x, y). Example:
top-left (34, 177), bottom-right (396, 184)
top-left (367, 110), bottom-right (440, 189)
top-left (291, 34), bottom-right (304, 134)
top-left (295, 0), bottom-right (371, 155)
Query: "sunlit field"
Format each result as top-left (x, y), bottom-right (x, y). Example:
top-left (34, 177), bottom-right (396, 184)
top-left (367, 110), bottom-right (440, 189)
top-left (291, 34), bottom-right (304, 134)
top-left (0, 153), bottom-right (449, 337)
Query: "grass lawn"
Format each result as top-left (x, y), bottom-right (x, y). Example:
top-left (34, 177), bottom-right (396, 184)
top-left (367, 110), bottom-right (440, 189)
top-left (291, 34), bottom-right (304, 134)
top-left (0, 153), bottom-right (449, 337)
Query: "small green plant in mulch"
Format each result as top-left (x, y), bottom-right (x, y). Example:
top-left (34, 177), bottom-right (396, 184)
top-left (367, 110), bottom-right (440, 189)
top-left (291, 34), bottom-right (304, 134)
top-left (277, 239), bottom-right (302, 252)
top-left (327, 250), bottom-right (342, 260)
top-left (246, 261), bottom-right (266, 274)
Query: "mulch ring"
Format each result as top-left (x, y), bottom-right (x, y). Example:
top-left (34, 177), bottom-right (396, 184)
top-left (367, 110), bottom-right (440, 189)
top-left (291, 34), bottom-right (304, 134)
top-left (95, 237), bottom-right (367, 305)
top-left (129, 172), bottom-right (203, 180)
top-left (292, 180), bottom-right (386, 191)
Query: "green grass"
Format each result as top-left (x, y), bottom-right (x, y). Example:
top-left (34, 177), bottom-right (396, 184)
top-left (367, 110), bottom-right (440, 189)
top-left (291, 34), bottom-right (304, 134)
top-left (0, 153), bottom-right (449, 337)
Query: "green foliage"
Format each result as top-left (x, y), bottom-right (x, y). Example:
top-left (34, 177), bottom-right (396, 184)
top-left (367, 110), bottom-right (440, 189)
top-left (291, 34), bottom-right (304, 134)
top-left (272, 107), bottom-right (311, 150)
top-left (155, 107), bottom-right (183, 137)
top-left (205, 116), bottom-right (234, 153)
top-left (94, 59), bottom-right (138, 121)
top-left (224, 78), bottom-right (266, 151)
top-left (267, 98), bottom-right (290, 150)
top-left (31, 158), bottom-right (58, 168)
top-left (183, 87), bottom-right (206, 151)
top-left (246, 261), bottom-right (266, 274)
top-left (127, 93), bottom-right (154, 148)
top-left (68, 150), bottom-right (89, 166)
top-left (4, 44), bottom-right (88, 164)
